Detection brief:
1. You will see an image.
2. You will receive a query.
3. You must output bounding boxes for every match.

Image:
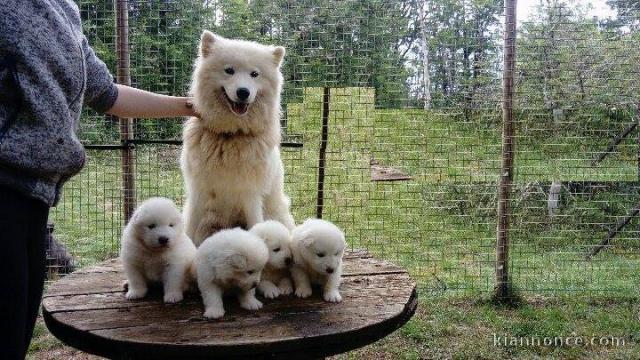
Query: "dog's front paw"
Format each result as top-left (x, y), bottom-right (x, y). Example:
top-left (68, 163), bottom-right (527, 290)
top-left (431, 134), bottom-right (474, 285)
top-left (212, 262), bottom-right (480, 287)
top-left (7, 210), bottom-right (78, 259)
top-left (279, 281), bottom-right (293, 296)
top-left (295, 285), bottom-right (312, 298)
top-left (203, 306), bottom-right (225, 319)
top-left (240, 297), bottom-right (263, 311)
top-left (125, 287), bottom-right (147, 300)
top-left (163, 291), bottom-right (184, 303)
top-left (323, 289), bottom-right (342, 303)
top-left (260, 283), bottom-right (280, 299)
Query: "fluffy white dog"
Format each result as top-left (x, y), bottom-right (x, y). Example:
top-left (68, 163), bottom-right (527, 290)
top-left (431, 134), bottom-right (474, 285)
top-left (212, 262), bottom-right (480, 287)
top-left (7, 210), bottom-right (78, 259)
top-left (249, 220), bottom-right (293, 299)
top-left (182, 31), bottom-right (295, 246)
top-left (120, 197), bottom-right (196, 303)
top-left (291, 219), bottom-right (346, 303)
top-left (195, 228), bottom-right (269, 319)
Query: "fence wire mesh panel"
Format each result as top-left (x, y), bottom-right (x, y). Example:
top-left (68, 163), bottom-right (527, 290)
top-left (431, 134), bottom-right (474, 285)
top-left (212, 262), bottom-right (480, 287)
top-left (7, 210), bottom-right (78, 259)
top-left (512, 1), bottom-right (639, 296)
top-left (48, 0), bottom-right (638, 298)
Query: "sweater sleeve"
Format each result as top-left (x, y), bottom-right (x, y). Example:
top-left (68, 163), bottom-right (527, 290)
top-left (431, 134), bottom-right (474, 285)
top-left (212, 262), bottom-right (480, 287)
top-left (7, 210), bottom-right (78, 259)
top-left (81, 36), bottom-right (118, 114)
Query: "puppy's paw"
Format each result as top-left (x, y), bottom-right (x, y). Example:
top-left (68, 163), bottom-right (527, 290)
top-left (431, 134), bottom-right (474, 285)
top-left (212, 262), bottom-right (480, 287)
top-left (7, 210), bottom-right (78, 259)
top-left (203, 306), bottom-right (225, 319)
top-left (260, 283), bottom-right (280, 299)
top-left (163, 291), bottom-right (184, 303)
top-left (295, 285), bottom-right (312, 298)
top-left (323, 289), bottom-right (342, 303)
top-left (240, 297), bottom-right (263, 311)
top-left (278, 281), bottom-right (293, 296)
top-left (125, 287), bottom-right (147, 300)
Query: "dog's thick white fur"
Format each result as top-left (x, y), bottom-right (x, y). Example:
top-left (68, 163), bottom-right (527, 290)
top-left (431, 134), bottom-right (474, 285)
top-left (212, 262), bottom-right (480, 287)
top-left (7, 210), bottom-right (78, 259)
top-left (195, 228), bottom-right (269, 319)
top-left (120, 197), bottom-right (196, 303)
top-left (182, 31), bottom-right (295, 246)
top-left (291, 219), bottom-right (346, 303)
top-left (249, 220), bottom-right (293, 299)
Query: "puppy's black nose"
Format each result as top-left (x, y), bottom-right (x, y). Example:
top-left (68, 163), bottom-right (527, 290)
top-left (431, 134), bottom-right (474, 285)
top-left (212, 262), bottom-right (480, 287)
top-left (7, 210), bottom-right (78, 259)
top-left (285, 257), bottom-right (293, 266)
top-left (236, 88), bottom-right (250, 101)
top-left (251, 281), bottom-right (259, 289)
top-left (326, 267), bottom-right (334, 274)
top-left (158, 236), bottom-right (169, 245)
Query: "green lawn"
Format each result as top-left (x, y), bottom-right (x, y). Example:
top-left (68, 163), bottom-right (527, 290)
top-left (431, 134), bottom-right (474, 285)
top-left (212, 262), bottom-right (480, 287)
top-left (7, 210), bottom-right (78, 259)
top-left (38, 87), bottom-right (640, 358)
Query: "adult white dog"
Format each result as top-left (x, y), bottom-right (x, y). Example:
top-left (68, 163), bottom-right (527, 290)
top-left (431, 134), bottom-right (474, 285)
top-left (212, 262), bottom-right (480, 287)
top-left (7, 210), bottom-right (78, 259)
top-left (120, 197), bottom-right (196, 303)
top-left (182, 31), bottom-right (295, 246)
top-left (195, 228), bottom-right (269, 319)
top-left (291, 219), bottom-right (346, 303)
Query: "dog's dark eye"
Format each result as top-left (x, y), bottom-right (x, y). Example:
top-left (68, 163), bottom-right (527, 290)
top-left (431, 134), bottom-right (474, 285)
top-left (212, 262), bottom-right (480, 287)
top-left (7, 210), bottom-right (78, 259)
top-left (273, 247), bottom-right (281, 252)
top-left (169, 224), bottom-right (174, 227)
top-left (317, 252), bottom-right (325, 258)
top-left (224, 67), bottom-right (234, 75)
top-left (148, 224), bottom-right (156, 229)
top-left (247, 270), bottom-right (254, 275)
top-left (250, 71), bottom-right (259, 78)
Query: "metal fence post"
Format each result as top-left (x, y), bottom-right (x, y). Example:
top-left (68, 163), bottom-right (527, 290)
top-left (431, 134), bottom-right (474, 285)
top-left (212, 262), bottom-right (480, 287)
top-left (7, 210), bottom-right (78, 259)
top-left (116, 0), bottom-right (136, 222)
top-left (496, 0), bottom-right (517, 301)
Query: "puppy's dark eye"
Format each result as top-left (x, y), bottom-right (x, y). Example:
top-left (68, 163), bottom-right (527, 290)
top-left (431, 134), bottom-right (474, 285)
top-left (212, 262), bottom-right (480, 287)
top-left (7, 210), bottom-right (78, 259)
top-left (148, 224), bottom-right (156, 229)
top-left (250, 71), bottom-right (259, 78)
top-left (273, 247), bottom-right (281, 252)
top-left (169, 224), bottom-right (174, 227)
top-left (317, 252), bottom-right (325, 258)
top-left (225, 67), bottom-right (234, 75)
top-left (247, 270), bottom-right (254, 275)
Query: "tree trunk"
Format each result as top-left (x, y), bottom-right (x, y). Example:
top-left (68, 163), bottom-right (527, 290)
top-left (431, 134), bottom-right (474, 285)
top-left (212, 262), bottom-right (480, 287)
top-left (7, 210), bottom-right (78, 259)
top-left (421, 25), bottom-right (431, 109)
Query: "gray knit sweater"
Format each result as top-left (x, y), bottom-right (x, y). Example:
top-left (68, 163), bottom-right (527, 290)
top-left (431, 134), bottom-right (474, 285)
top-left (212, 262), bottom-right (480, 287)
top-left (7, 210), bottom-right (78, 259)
top-left (0, 0), bottom-right (118, 206)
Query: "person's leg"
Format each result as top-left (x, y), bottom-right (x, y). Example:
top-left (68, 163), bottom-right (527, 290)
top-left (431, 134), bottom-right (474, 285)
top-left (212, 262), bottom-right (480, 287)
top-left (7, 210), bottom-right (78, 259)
top-left (0, 186), bottom-right (48, 359)
top-left (24, 198), bottom-right (48, 353)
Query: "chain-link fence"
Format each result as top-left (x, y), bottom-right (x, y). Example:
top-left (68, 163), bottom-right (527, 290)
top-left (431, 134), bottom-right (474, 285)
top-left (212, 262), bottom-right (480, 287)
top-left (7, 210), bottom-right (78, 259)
top-left (48, 0), bottom-right (639, 298)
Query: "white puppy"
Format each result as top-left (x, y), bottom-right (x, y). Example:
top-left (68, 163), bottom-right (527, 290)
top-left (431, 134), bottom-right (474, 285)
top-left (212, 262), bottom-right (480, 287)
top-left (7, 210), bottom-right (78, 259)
top-left (249, 221), bottom-right (293, 299)
top-left (120, 197), bottom-right (196, 303)
top-left (182, 31), bottom-right (295, 246)
top-left (195, 228), bottom-right (269, 319)
top-left (291, 219), bottom-right (346, 303)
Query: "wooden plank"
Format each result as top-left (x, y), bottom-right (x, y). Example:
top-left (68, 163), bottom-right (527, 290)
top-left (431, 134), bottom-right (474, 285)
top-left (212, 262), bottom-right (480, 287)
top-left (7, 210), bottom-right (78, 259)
top-left (44, 274), bottom-right (413, 314)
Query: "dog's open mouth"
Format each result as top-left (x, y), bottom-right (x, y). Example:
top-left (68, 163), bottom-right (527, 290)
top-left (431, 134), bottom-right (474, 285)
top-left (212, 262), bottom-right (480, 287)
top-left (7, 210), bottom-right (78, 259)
top-left (222, 87), bottom-right (249, 115)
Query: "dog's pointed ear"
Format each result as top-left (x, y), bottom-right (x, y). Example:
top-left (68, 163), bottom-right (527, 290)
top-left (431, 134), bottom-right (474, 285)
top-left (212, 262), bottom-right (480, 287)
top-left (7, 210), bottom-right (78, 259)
top-left (200, 30), bottom-right (218, 58)
top-left (226, 253), bottom-right (247, 270)
top-left (272, 46), bottom-right (285, 67)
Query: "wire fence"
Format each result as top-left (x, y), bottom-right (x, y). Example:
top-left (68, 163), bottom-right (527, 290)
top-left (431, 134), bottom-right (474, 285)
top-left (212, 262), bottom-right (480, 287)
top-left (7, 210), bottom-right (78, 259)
top-left (48, 0), bottom-right (639, 298)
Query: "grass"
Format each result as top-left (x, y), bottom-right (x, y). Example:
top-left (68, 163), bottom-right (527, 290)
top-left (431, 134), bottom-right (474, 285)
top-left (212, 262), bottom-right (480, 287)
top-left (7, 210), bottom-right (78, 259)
top-left (37, 87), bottom-right (640, 358)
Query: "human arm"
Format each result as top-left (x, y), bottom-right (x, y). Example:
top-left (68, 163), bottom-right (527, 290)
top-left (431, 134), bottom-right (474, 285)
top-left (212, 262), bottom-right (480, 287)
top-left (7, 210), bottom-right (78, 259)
top-left (106, 84), bottom-right (197, 119)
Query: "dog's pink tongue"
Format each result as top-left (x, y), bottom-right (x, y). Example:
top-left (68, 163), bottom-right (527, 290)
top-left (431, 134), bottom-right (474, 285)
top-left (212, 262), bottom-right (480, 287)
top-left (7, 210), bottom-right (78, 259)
top-left (233, 102), bottom-right (248, 115)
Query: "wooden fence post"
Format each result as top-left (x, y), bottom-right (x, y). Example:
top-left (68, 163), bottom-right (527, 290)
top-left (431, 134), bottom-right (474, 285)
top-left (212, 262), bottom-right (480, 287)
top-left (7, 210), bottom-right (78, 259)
top-left (116, 0), bottom-right (136, 222)
top-left (316, 87), bottom-right (330, 219)
top-left (496, 0), bottom-right (517, 301)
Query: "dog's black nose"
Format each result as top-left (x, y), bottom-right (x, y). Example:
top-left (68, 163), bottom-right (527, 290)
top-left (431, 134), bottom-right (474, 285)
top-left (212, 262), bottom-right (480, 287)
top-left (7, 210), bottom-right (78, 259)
top-left (158, 236), bottom-right (169, 245)
top-left (251, 281), bottom-right (259, 289)
top-left (326, 267), bottom-right (334, 274)
top-left (285, 257), bottom-right (293, 266)
top-left (236, 88), bottom-right (250, 101)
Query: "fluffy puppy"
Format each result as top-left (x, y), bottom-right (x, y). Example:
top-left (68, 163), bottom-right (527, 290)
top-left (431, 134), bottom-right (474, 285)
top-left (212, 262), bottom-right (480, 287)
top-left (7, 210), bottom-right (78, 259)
top-left (195, 228), bottom-right (269, 319)
top-left (182, 31), bottom-right (295, 246)
top-left (290, 219), bottom-right (346, 302)
top-left (249, 220), bottom-right (293, 299)
top-left (120, 197), bottom-right (196, 303)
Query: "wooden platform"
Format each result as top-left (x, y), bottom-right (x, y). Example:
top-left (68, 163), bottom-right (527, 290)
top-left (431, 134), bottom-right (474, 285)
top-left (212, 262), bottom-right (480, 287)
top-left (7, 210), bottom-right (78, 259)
top-left (42, 250), bottom-right (417, 359)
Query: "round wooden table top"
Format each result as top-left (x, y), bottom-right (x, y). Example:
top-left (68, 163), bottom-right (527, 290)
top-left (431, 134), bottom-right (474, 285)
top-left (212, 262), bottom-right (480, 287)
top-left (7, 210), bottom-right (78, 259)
top-left (42, 250), bottom-right (417, 359)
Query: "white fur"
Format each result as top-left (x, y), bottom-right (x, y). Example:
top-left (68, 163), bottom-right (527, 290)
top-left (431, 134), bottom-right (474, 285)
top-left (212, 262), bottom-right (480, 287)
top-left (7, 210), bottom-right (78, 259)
top-left (120, 197), bottom-right (196, 303)
top-left (290, 219), bottom-right (346, 302)
top-left (195, 228), bottom-right (269, 319)
top-left (250, 220), bottom-right (293, 299)
top-left (182, 31), bottom-right (295, 246)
